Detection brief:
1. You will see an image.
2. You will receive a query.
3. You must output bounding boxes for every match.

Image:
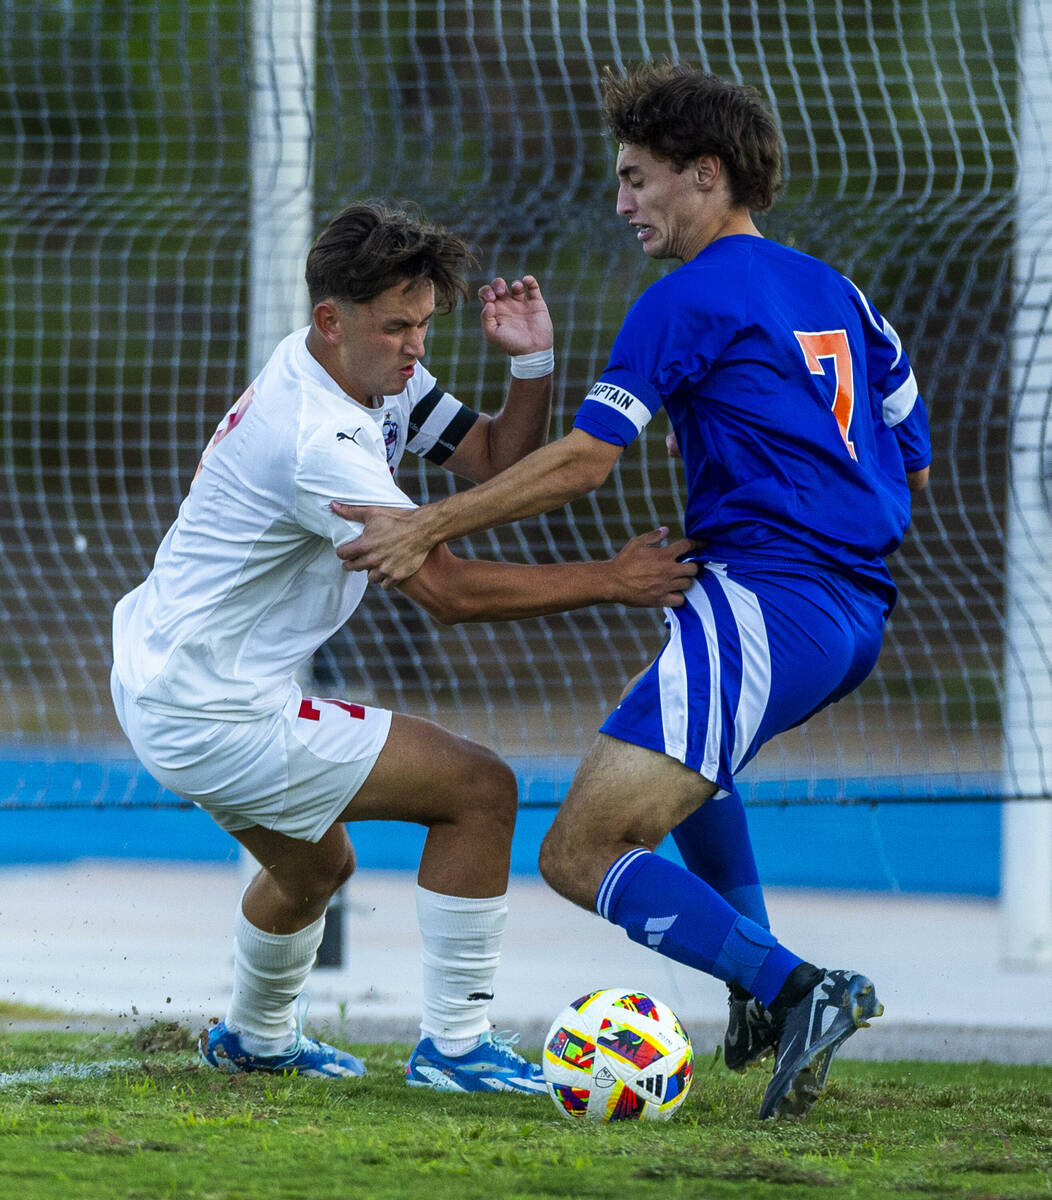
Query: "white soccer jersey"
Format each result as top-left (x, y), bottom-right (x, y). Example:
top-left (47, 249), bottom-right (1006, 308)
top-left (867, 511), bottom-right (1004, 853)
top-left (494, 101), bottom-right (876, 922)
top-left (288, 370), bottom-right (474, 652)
top-left (112, 328), bottom-right (478, 720)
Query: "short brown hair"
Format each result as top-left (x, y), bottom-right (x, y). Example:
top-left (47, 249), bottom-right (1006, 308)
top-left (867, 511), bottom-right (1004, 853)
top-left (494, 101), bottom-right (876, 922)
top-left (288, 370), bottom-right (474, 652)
top-left (601, 63), bottom-right (782, 212)
top-left (305, 201), bottom-right (475, 313)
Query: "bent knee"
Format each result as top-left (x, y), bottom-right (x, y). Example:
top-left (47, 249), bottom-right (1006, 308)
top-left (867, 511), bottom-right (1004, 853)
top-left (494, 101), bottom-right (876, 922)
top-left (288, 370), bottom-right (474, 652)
top-left (537, 832), bottom-right (563, 893)
top-left (289, 843), bottom-right (355, 909)
top-left (539, 825), bottom-right (586, 904)
top-left (459, 746), bottom-right (519, 827)
top-left (330, 846), bottom-right (355, 890)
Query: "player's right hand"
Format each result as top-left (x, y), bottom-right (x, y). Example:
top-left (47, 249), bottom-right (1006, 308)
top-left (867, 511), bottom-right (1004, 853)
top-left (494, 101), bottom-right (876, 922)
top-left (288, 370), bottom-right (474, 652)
top-left (478, 274), bottom-right (554, 357)
top-left (608, 527), bottom-right (700, 608)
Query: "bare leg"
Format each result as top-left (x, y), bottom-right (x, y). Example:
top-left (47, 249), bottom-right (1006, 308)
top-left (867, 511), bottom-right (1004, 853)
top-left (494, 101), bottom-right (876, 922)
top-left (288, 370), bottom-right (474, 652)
top-left (539, 732), bottom-right (716, 907)
top-left (539, 732), bottom-right (814, 1027)
top-left (233, 823), bottom-right (355, 933)
top-left (214, 713), bottom-right (522, 1067)
top-left (341, 712), bottom-right (517, 897)
top-left (228, 711), bottom-right (517, 934)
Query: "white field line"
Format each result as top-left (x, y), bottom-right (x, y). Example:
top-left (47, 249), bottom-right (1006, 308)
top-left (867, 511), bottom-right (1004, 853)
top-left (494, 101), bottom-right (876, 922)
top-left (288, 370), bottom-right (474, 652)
top-left (0, 1059), bottom-right (142, 1088)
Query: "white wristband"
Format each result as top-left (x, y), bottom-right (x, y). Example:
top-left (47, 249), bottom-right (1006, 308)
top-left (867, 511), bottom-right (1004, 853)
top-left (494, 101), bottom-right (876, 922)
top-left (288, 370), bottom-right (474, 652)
top-left (509, 349), bottom-right (555, 379)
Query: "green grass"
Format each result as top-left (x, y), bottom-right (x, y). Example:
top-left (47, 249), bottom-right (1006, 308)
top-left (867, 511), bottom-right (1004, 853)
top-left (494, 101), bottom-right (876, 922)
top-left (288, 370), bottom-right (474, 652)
top-left (0, 1000), bottom-right (76, 1023)
top-left (0, 1024), bottom-right (1049, 1200)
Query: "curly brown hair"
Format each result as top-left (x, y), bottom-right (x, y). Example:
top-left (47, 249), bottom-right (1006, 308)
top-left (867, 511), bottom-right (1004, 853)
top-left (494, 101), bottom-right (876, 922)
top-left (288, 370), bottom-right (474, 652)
top-left (305, 201), bottom-right (475, 313)
top-left (601, 63), bottom-right (782, 212)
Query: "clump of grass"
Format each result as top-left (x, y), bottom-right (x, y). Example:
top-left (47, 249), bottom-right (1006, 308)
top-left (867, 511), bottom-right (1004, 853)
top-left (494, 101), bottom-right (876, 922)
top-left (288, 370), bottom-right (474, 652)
top-left (129, 1020), bottom-right (197, 1054)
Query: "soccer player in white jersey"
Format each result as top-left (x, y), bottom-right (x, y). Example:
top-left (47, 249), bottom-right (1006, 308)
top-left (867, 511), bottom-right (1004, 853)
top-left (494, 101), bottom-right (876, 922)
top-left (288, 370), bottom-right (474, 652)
top-left (334, 68), bottom-right (934, 1119)
top-left (111, 201), bottom-right (697, 1092)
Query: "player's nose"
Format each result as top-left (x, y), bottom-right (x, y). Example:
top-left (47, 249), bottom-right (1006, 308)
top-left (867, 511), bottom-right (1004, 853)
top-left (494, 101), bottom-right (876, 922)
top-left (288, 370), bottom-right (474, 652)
top-left (616, 186), bottom-right (634, 217)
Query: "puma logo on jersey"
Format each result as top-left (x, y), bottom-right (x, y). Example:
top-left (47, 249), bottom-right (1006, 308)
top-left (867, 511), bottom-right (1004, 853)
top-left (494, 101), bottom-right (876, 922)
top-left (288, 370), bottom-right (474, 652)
top-left (336, 430), bottom-right (362, 444)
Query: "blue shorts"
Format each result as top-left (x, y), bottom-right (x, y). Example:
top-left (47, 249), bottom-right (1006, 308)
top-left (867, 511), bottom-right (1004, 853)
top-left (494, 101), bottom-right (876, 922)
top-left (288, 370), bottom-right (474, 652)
top-left (599, 561), bottom-right (890, 795)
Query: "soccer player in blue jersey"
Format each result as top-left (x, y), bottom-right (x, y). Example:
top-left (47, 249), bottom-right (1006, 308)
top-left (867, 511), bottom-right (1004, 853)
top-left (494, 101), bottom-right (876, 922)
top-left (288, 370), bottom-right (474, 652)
top-left (334, 64), bottom-right (932, 1119)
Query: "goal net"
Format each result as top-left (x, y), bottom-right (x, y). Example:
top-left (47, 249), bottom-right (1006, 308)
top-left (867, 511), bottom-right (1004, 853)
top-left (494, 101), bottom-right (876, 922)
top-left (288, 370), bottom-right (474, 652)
top-left (2, 0), bottom-right (1048, 828)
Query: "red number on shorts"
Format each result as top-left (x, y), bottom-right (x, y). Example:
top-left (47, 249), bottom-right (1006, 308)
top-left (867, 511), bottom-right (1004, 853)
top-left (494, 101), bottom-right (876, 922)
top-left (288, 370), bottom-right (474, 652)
top-left (297, 698), bottom-right (366, 722)
top-left (794, 329), bottom-right (858, 461)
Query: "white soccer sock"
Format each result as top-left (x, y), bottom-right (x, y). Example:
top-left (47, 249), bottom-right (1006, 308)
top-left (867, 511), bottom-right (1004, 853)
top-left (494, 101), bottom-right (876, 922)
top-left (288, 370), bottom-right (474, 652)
top-left (225, 899), bottom-right (326, 1055)
top-left (416, 885), bottom-right (508, 1051)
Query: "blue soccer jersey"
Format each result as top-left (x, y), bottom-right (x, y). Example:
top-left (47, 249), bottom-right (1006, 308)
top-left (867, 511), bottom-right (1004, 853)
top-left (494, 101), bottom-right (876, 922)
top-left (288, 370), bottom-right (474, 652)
top-left (573, 235), bottom-right (932, 597)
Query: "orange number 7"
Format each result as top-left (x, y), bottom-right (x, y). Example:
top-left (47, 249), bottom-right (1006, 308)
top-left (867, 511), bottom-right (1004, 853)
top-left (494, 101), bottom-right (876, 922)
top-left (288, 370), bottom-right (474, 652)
top-left (794, 329), bottom-right (857, 461)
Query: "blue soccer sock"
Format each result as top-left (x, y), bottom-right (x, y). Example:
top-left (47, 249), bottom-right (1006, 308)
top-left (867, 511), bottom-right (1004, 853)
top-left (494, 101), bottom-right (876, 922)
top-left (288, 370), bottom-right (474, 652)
top-left (671, 786), bottom-right (770, 930)
top-left (596, 848), bottom-right (803, 1007)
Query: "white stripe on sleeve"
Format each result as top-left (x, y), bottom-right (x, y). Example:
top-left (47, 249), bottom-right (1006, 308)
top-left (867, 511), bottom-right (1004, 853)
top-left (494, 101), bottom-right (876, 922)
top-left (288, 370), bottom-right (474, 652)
top-left (882, 370), bottom-right (919, 428)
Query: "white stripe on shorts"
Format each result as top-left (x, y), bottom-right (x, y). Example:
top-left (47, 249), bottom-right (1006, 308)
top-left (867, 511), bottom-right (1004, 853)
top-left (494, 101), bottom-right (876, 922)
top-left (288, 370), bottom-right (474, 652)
top-left (709, 566), bottom-right (773, 772)
top-left (657, 604), bottom-right (690, 761)
top-left (670, 582), bottom-right (724, 782)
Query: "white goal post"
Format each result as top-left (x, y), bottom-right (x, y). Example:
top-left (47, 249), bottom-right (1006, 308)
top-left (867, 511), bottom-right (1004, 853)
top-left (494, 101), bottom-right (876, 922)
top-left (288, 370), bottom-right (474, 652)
top-left (250, 0), bottom-right (314, 377)
top-left (1001, 0), bottom-right (1052, 970)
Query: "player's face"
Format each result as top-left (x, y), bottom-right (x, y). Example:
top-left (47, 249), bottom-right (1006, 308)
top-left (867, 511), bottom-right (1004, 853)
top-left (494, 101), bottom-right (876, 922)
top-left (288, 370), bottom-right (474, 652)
top-left (331, 281), bottom-right (436, 404)
top-left (615, 143), bottom-right (710, 262)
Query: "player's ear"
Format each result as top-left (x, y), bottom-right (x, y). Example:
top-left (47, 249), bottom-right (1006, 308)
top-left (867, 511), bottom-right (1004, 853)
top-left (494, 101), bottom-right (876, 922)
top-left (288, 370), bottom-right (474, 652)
top-left (693, 154), bottom-right (721, 192)
top-left (312, 299), bottom-right (345, 344)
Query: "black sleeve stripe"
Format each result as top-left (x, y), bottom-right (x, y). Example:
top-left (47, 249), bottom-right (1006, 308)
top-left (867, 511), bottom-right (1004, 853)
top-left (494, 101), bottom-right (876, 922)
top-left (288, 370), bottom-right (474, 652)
top-left (406, 383), bottom-right (481, 465)
top-left (422, 405), bottom-right (479, 464)
top-left (407, 384), bottom-right (445, 436)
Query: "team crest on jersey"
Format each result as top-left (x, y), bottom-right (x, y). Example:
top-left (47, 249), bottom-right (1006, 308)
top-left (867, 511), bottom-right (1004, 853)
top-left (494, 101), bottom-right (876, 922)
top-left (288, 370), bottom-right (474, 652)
top-left (381, 412), bottom-right (399, 468)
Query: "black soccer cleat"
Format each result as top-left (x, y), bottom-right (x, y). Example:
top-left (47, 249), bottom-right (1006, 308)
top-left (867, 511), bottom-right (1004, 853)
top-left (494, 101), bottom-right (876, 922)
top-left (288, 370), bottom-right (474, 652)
top-left (723, 986), bottom-right (778, 1073)
top-left (758, 969), bottom-right (883, 1120)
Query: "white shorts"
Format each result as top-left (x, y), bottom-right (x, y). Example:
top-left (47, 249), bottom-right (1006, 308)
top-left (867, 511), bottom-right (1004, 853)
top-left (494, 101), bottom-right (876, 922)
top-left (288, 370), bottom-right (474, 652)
top-left (110, 668), bottom-right (392, 842)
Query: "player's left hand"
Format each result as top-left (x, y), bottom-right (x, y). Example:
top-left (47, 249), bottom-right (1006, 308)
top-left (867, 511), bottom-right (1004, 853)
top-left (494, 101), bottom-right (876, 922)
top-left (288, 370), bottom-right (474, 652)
top-left (478, 274), bottom-right (554, 357)
top-left (608, 527), bottom-right (700, 609)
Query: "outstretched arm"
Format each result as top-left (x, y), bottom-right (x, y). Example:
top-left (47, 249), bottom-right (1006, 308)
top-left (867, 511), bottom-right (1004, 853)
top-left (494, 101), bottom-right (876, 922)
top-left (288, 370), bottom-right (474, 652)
top-left (395, 527), bottom-right (698, 625)
top-left (333, 428), bottom-right (623, 587)
top-left (440, 274), bottom-right (555, 483)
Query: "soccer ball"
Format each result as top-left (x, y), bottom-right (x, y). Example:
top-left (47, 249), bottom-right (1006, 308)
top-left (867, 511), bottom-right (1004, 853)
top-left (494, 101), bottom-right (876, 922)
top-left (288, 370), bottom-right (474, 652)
top-left (542, 988), bottom-right (694, 1122)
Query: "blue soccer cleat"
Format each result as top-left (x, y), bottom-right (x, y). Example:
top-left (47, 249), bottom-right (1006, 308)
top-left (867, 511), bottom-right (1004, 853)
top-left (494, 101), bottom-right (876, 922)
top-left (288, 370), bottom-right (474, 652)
top-left (198, 1019), bottom-right (366, 1079)
top-left (405, 1029), bottom-right (547, 1094)
top-left (758, 968), bottom-right (883, 1120)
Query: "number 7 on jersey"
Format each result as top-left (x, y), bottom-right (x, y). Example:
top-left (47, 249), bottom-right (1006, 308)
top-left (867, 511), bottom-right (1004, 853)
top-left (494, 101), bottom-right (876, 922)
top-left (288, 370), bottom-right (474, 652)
top-left (794, 329), bottom-right (858, 461)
